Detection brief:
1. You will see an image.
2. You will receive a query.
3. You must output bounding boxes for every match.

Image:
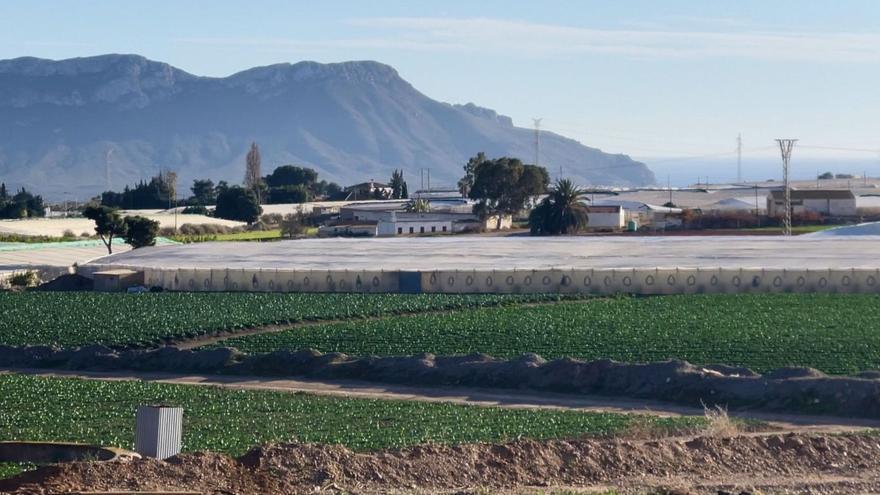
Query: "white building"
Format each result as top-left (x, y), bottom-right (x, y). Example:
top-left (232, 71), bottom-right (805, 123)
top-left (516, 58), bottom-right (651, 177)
top-left (767, 189), bottom-right (857, 217)
top-left (585, 205), bottom-right (625, 231)
top-left (377, 212), bottom-right (452, 236)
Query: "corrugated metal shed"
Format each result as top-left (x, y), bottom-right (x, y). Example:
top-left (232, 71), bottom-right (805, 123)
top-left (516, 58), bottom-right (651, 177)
top-left (135, 405), bottom-right (183, 460)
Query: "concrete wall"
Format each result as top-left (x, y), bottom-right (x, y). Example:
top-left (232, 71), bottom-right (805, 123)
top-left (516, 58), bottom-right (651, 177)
top-left (81, 263), bottom-right (880, 295)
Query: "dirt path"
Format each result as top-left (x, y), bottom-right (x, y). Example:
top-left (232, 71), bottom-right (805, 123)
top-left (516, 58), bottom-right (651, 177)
top-left (9, 368), bottom-right (880, 435)
top-left (170, 298), bottom-right (576, 350)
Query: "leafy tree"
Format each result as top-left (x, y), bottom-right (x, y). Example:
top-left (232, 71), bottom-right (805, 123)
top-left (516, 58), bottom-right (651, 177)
top-left (123, 215), bottom-right (160, 248)
top-left (458, 152), bottom-right (486, 196)
top-left (0, 188), bottom-right (45, 219)
top-left (372, 187), bottom-right (390, 200)
top-left (101, 174), bottom-right (173, 209)
top-left (405, 198), bottom-right (431, 213)
top-left (215, 180), bottom-right (230, 195)
top-left (520, 164), bottom-right (550, 206)
top-left (265, 165), bottom-right (318, 189)
top-left (468, 156), bottom-right (549, 224)
top-left (0, 183), bottom-right (6, 200)
top-left (215, 186), bottom-right (262, 223)
top-left (244, 142), bottom-right (262, 204)
top-left (191, 179), bottom-right (216, 205)
top-left (268, 184), bottom-right (311, 204)
top-left (83, 205), bottom-right (127, 254)
top-left (313, 180), bottom-right (344, 199)
top-left (389, 169), bottom-right (408, 199)
top-left (818, 171), bottom-right (834, 180)
top-left (528, 179), bottom-right (589, 235)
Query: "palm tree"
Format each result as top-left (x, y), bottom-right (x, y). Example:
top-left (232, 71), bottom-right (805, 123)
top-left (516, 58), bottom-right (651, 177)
top-left (528, 179), bottom-right (589, 235)
top-left (404, 198), bottom-right (431, 213)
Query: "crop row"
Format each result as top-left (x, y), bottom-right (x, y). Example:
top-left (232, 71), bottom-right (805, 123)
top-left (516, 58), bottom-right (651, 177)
top-left (211, 294), bottom-right (880, 374)
top-left (0, 374), bottom-right (699, 473)
top-left (0, 292), bottom-right (572, 347)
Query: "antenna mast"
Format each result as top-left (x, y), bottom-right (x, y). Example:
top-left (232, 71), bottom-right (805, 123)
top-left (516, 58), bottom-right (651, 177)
top-left (776, 138), bottom-right (797, 236)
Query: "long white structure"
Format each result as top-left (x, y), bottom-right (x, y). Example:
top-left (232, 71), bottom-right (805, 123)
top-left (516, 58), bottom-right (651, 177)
top-left (82, 236), bottom-right (880, 295)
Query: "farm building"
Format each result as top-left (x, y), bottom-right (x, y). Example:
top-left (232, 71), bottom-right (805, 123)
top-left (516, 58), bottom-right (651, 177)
top-left (767, 189), bottom-right (857, 217)
top-left (591, 199), bottom-right (682, 229)
top-left (377, 212), bottom-right (452, 236)
top-left (343, 180), bottom-right (393, 200)
top-left (585, 205), bottom-right (625, 231)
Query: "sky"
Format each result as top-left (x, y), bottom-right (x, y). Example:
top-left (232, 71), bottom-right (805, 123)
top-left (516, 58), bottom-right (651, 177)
top-left (1, 0), bottom-right (878, 184)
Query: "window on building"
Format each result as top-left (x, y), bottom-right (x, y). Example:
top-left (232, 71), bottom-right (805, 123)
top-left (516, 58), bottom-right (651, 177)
top-left (409, 227), bottom-right (414, 234)
top-left (442, 226), bottom-right (447, 232)
top-left (397, 227), bottom-right (402, 234)
top-left (420, 226), bottom-right (425, 233)
top-left (431, 226), bottom-right (436, 232)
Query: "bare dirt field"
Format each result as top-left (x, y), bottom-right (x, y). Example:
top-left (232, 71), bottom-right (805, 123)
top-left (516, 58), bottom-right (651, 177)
top-left (4, 432), bottom-right (880, 494)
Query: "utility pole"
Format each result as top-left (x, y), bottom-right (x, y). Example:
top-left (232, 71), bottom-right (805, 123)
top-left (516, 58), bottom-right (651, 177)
top-left (533, 118), bottom-right (542, 169)
top-left (667, 174), bottom-right (672, 205)
top-left (736, 133), bottom-right (743, 183)
top-left (104, 148), bottom-right (113, 191)
top-left (776, 139), bottom-right (797, 236)
top-left (427, 168), bottom-right (431, 193)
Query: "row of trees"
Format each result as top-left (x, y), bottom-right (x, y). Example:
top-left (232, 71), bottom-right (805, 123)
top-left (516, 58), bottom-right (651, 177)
top-left (0, 183), bottom-right (45, 219)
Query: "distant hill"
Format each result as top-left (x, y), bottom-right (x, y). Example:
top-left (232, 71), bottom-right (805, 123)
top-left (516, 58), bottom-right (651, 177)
top-left (0, 54), bottom-right (655, 199)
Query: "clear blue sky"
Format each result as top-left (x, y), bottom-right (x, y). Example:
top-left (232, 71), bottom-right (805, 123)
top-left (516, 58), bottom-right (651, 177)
top-left (2, 0), bottom-right (878, 180)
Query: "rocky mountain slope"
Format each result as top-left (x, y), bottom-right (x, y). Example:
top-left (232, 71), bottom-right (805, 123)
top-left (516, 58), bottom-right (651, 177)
top-left (0, 54), bottom-right (655, 198)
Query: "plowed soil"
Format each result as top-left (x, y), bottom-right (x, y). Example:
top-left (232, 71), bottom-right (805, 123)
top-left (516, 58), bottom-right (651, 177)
top-left (4, 432), bottom-right (880, 494)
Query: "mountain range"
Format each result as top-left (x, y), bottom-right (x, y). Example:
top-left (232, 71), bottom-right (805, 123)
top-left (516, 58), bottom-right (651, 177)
top-left (0, 54), bottom-right (655, 199)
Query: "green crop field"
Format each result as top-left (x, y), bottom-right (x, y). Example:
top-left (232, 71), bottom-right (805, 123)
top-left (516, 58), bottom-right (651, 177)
top-left (0, 292), bottom-right (569, 347)
top-left (212, 294), bottom-right (880, 374)
top-left (0, 374), bottom-right (701, 478)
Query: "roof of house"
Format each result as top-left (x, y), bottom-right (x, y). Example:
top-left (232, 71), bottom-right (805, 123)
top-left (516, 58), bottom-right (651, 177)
top-left (345, 181), bottom-right (390, 190)
top-left (587, 205), bottom-right (623, 213)
top-left (768, 189), bottom-right (855, 200)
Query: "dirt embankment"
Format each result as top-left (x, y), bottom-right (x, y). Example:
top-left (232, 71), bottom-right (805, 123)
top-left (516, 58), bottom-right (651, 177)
top-left (4, 345), bottom-right (880, 418)
top-left (3, 433), bottom-right (880, 494)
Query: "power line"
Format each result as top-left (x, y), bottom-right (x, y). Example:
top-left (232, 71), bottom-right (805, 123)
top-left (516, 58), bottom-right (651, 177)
top-left (798, 145), bottom-right (880, 153)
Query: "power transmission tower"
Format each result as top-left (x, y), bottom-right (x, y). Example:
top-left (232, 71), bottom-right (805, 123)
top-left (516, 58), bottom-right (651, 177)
top-left (776, 139), bottom-right (797, 236)
top-left (736, 133), bottom-right (742, 183)
top-left (532, 118), bottom-right (542, 169)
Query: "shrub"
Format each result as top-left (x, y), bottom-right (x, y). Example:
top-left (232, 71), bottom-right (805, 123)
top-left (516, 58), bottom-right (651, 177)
top-left (9, 271), bottom-right (38, 288)
top-left (281, 213), bottom-right (309, 238)
top-left (261, 213), bottom-right (284, 227)
top-left (181, 205), bottom-right (210, 216)
top-left (62, 229), bottom-right (76, 239)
